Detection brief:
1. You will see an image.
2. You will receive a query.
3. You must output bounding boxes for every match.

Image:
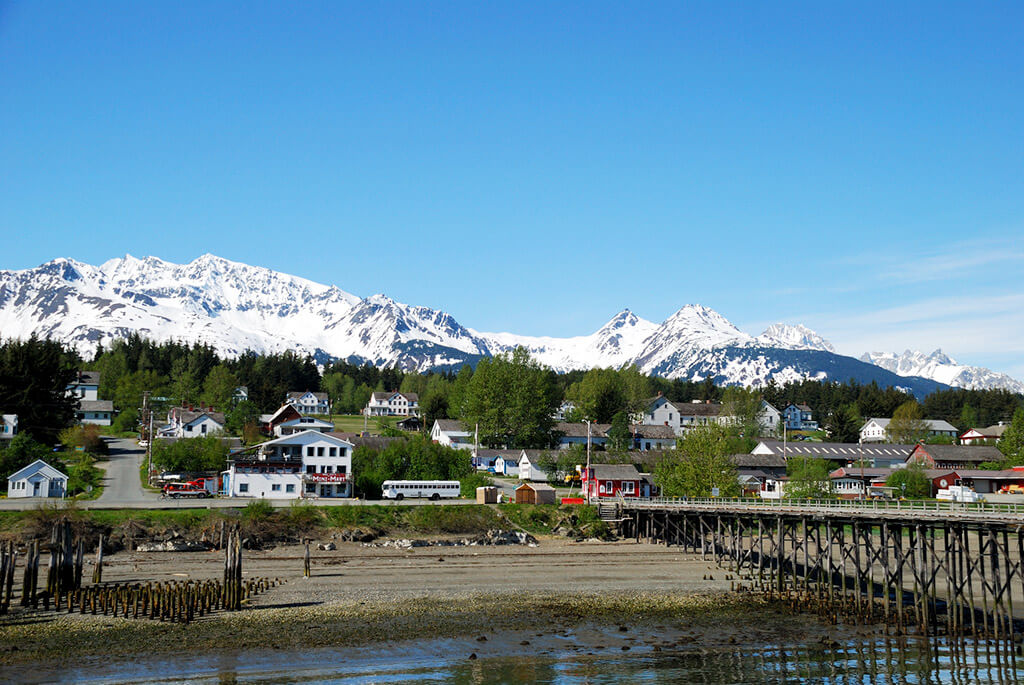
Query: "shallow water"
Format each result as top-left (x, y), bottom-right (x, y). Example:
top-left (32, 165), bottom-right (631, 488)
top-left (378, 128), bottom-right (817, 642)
top-left (10, 633), bottom-right (1024, 684)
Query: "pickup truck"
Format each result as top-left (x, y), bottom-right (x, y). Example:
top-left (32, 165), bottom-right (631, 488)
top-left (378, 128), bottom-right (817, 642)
top-left (161, 484), bottom-right (211, 499)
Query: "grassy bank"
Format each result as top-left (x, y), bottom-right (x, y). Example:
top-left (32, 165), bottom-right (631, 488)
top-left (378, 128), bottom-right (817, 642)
top-left (0, 591), bottom-right (798, 666)
top-left (0, 503), bottom-right (606, 547)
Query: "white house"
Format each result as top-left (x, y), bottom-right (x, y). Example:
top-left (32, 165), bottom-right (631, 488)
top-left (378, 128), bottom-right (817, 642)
top-left (860, 417), bottom-right (959, 444)
top-left (66, 371), bottom-right (113, 425)
top-left (518, 450), bottom-right (549, 482)
top-left (67, 371), bottom-right (100, 401)
top-left (159, 408), bottom-right (226, 439)
top-left (641, 396), bottom-right (730, 436)
top-left (7, 459), bottom-right (68, 499)
top-left (494, 453), bottom-right (520, 476)
top-left (226, 430), bottom-right (354, 499)
top-left (365, 391), bottom-right (420, 417)
top-left (759, 401), bottom-right (782, 436)
top-left (233, 386), bottom-right (249, 405)
top-left (285, 391), bottom-right (330, 416)
top-left (552, 400), bottom-right (577, 422)
top-left (960, 423), bottom-right (1009, 445)
top-left (430, 419), bottom-right (474, 450)
top-left (274, 415), bottom-right (335, 437)
top-left (0, 414), bottom-right (17, 440)
top-left (77, 400), bottom-right (114, 426)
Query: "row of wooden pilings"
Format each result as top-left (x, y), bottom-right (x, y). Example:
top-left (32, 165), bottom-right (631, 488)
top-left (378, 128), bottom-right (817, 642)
top-left (0, 519), bottom-right (278, 622)
top-left (622, 508), bottom-right (1024, 647)
top-left (49, 577), bottom-right (281, 624)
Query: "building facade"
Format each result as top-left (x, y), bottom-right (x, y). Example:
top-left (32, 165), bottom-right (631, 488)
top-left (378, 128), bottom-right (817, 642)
top-left (365, 391), bottom-right (420, 417)
top-left (226, 430), bottom-right (354, 499)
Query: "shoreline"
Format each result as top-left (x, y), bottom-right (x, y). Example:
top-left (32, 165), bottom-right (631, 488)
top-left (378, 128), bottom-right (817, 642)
top-left (1, 591), bottom-right (873, 669)
top-left (0, 540), bottom-right (882, 668)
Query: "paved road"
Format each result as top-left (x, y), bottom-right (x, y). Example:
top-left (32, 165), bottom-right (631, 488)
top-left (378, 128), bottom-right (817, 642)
top-left (96, 437), bottom-right (162, 506)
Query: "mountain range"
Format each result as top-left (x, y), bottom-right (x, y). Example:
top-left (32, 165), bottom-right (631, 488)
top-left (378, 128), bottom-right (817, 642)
top-left (0, 254), bottom-right (1019, 397)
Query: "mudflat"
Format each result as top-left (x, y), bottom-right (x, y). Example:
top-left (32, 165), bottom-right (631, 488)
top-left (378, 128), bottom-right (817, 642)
top-left (0, 539), bottom-right (873, 669)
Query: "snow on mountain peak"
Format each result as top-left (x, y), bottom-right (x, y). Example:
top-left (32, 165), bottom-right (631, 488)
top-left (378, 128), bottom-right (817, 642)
top-left (860, 349), bottom-right (1023, 393)
top-left (3, 254), bottom-right (1021, 392)
top-left (757, 323), bottom-right (835, 352)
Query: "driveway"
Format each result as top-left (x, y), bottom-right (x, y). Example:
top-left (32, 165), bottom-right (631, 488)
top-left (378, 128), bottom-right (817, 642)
top-left (96, 437), bottom-right (162, 506)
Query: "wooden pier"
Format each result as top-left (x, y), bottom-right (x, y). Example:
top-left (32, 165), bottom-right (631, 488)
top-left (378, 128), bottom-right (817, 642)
top-left (618, 498), bottom-right (1024, 643)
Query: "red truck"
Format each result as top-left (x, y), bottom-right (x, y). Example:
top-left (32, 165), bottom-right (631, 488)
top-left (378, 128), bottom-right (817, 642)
top-left (161, 483), bottom-right (212, 499)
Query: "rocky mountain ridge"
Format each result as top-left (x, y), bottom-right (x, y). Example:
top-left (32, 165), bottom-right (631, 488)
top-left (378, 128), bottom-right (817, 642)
top-left (0, 255), bottom-right (1014, 396)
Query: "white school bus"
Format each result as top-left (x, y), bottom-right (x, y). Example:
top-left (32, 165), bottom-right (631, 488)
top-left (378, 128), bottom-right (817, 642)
top-left (381, 480), bottom-right (461, 501)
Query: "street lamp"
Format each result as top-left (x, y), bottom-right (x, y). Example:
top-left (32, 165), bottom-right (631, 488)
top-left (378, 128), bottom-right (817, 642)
top-left (584, 419), bottom-right (592, 504)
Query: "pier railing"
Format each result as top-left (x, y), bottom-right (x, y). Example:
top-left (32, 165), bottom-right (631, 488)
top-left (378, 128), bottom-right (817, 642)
top-left (620, 496), bottom-right (1024, 522)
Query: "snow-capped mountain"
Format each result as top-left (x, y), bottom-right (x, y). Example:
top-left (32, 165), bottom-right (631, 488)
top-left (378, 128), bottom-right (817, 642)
top-left (860, 350), bottom-right (1024, 394)
top-left (476, 309), bottom-right (660, 370)
top-left (756, 323), bottom-right (836, 353)
top-left (0, 255), bottom-right (971, 396)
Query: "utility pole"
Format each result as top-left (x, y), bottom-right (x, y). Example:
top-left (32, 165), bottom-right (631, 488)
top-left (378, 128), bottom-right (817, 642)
top-left (584, 419), bottom-right (592, 504)
top-left (141, 390), bottom-right (154, 486)
top-left (147, 411), bottom-right (154, 486)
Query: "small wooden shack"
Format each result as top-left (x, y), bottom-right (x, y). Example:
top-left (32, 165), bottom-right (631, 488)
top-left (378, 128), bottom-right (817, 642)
top-left (475, 486), bottom-right (498, 504)
top-left (515, 482), bottom-right (556, 505)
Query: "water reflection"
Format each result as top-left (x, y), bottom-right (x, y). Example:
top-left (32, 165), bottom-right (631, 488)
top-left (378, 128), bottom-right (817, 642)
top-left (12, 636), bottom-right (1024, 683)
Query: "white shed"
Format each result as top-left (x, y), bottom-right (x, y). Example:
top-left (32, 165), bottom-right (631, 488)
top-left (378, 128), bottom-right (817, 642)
top-left (518, 450), bottom-right (549, 482)
top-left (7, 459), bottom-right (68, 499)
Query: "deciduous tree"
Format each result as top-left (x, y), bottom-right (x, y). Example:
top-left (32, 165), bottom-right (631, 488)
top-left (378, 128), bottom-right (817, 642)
top-left (654, 425), bottom-right (739, 498)
top-left (885, 401), bottom-right (930, 444)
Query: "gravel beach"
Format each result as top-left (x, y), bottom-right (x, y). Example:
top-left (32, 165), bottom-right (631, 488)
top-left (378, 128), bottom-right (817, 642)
top-left (0, 538), bottom-right (876, 670)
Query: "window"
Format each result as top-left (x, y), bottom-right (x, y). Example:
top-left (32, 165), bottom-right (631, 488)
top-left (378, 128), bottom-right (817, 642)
top-left (317, 447), bottom-right (324, 457)
top-left (623, 481), bottom-right (635, 495)
top-left (286, 484), bottom-right (295, 493)
top-left (306, 483), bottom-right (316, 493)
top-left (329, 447), bottom-right (337, 457)
top-left (306, 446), bottom-right (314, 456)
top-left (271, 484), bottom-right (281, 492)
top-left (239, 483), bottom-right (249, 493)
top-left (306, 465), bottom-right (315, 474)
top-left (201, 424), bottom-right (207, 434)
top-left (338, 465), bottom-right (347, 475)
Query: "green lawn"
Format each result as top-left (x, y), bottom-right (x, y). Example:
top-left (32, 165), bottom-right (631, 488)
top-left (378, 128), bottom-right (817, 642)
top-left (330, 414), bottom-right (405, 434)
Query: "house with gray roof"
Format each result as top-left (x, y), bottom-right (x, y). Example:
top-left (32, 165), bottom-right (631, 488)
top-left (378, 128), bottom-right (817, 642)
top-left (960, 423), bottom-right (1010, 445)
top-left (365, 391), bottom-right (419, 417)
top-left (860, 417), bottom-right (958, 444)
top-left (554, 422), bottom-right (610, 450)
top-left (286, 391), bottom-right (330, 416)
top-left (430, 419), bottom-right (473, 450)
top-left (159, 407), bottom-right (226, 439)
top-left (7, 459), bottom-right (68, 499)
top-left (583, 463), bottom-right (646, 499)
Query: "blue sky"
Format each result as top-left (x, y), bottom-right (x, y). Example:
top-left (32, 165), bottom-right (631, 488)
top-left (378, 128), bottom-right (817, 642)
top-left (1, 2), bottom-right (1022, 377)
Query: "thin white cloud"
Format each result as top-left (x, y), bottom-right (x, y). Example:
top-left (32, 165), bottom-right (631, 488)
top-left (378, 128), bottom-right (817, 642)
top-left (830, 234), bottom-right (1024, 290)
top-left (794, 292), bottom-right (1024, 378)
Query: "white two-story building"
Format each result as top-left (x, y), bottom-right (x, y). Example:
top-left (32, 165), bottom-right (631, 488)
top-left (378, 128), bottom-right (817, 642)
top-left (365, 391), bottom-right (420, 417)
top-left (225, 430), bottom-right (354, 499)
top-left (66, 371), bottom-right (113, 425)
top-left (158, 408), bottom-right (226, 438)
top-left (286, 391), bottom-right (330, 416)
